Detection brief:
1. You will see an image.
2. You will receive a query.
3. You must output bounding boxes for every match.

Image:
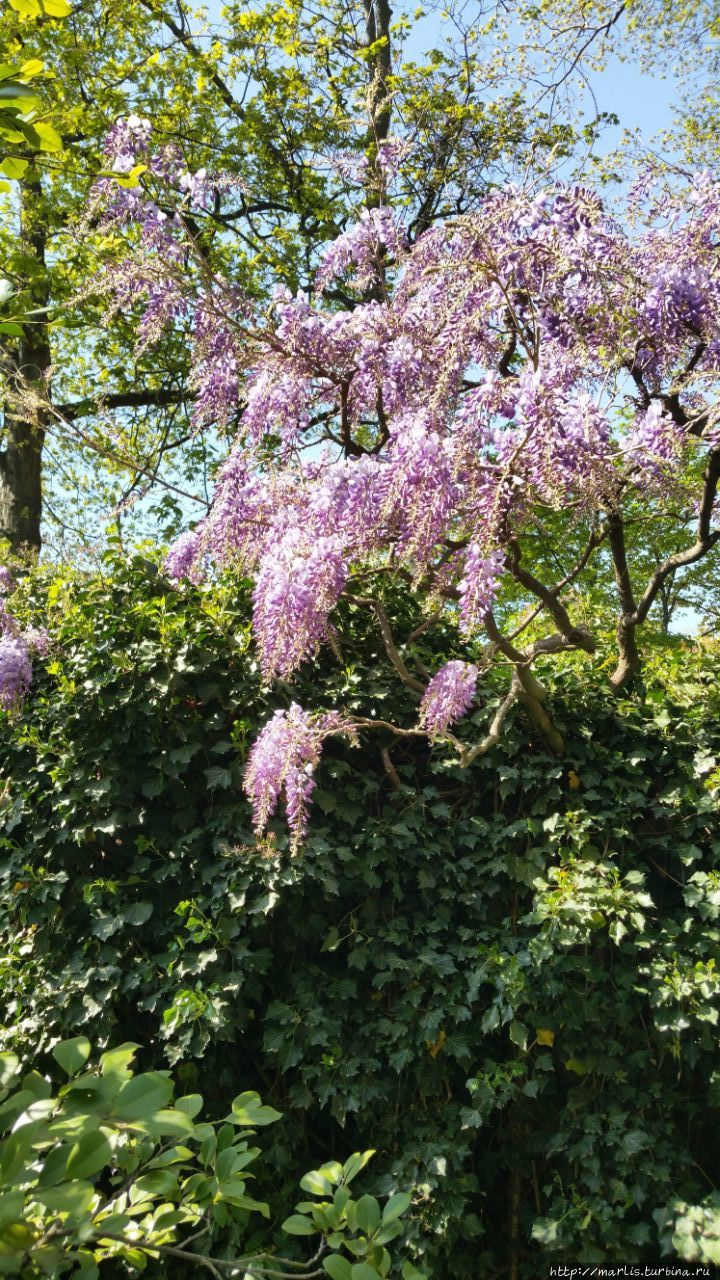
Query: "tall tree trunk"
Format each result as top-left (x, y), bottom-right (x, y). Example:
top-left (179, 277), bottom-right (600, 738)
top-left (0, 176), bottom-right (50, 555)
top-left (364, 0), bottom-right (392, 208)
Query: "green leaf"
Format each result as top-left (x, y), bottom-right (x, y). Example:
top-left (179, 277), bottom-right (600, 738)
top-left (0, 158), bottom-right (28, 179)
top-left (564, 1057), bottom-right (590, 1076)
top-left (323, 1259), bottom-right (353, 1280)
top-left (175, 1094), bottom-right (203, 1119)
top-left (0, 1191), bottom-right (23, 1227)
top-left (41, 0), bottom-right (73, 14)
top-left (0, 1056), bottom-right (19, 1090)
top-left (112, 162), bottom-right (147, 189)
top-left (65, 1129), bottom-right (112, 1179)
top-left (531, 1216), bottom-right (560, 1245)
top-left (33, 1181), bottom-right (95, 1216)
top-left (112, 1072), bottom-right (173, 1120)
top-left (33, 122), bottom-right (62, 152)
top-left (53, 1037), bottom-right (91, 1077)
top-left (124, 901), bottom-right (153, 926)
top-left (0, 1125), bottom-right (41, 1182)
top-left (134, 1169), bottom-right (179, 1197)
top-left (22, 1073), bottom-right (50, 1103)
top-left (221, 1192), bottom-right (269, 1216)
top-left (7, 0), bottom-right (42, 15)
top-left (129, 1108), bottom-right (194, 1137)
top-left (351, 1266), bottom-right (380, 1280)
top-left (374, 1219), bottom-right (403, 1246)
top-left (230, 1091), bottom-right (282, 1127)
top-left (100, 1044), bottom-right (139, 1080)
top-left (300, 1169), bottom-right (335, 1196)
top-left (355, 1194), bottom-right (381, 1235)
top-left (382, 1192), bottom-right (411, 1223)
top-left (282, 1213), bottom-right (317, 1236)
top-left (509, 1020), bottom-right (528, 1051)
top-left (342, 1151), bottom-right (375, 1184)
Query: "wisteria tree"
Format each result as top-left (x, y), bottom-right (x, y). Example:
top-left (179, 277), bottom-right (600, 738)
top-left (70, 134), bottom-right (720, 845)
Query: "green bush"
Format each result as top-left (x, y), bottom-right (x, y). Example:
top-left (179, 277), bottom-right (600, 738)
top-left (1, 553), bottom-right (720, 1274)
top-left (0, 1038), bottom-right (418, 1278)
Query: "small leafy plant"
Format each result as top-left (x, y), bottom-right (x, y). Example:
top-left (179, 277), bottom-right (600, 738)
top-left (0, 1040), bottom-right (421, 1278)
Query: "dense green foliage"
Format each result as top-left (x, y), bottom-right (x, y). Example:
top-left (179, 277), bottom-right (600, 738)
top-left (1, 556), bottom-right (719, 1274)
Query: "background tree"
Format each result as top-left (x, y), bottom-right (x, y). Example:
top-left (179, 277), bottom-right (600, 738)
top-left (0, 0), bottom-right (580, 558)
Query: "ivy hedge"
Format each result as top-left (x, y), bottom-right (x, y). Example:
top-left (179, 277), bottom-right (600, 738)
top-left (1, 553), bottom-right (720, 1275)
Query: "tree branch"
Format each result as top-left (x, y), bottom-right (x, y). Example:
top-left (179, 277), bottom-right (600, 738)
top-left (55, 387), bottom-right (188, 422)
top-left (346, 595), bottom-right (426, 692)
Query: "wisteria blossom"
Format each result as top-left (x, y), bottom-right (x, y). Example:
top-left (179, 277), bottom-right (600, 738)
top-left (458, 546), bottom-right (505, 637)
top-left (316, 205), bottom-right (406, 295)
top-left (628, 401), bottom-right (689, 480)
top-left (100, 162), bottom-right (720, 845)
top-left (252, 532), bottom-right (347, 681)
top-left (419, 661), bottom-right (479, 737)
top-left (0, 636), bottom-right (33, 713)
top-left (244, 704), bottom-right (357, 850)
top-left (0, 572), bottom-right (49, 713)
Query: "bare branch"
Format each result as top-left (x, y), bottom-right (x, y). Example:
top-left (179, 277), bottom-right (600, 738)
top-left (346, 595), bottom-right (426, 693)
top-left (55, 388), bottom-right (187, 422)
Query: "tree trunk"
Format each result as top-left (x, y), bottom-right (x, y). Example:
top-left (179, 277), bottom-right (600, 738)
top-left (364, 0), bottom-right (393, 208)
top-left (0, 176), bottom-right (50, 556)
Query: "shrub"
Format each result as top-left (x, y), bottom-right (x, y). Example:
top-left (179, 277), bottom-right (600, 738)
top-left (1, 554), bottom-right (720, 1274)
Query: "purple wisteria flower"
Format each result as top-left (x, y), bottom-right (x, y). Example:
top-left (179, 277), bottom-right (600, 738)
top-left (0, 569), bottom-right (51, 712)
top-left (252, 532), bottom-right (347, 680)
top-left (0, 635), bottom-right (32, 712)
top-left (316, 206), bottom-right (406, 294)
top-left (244, 704), bottom-right (356, 850)
top-left (103, 114), bottom-right (152, 173)
top-left (458, 546), bottom-right (504, 636)
top-left (164, 528), bottom-right (206, 583)
top-left (419, 661), bottom-right (479, 737)
top-left (190, 302), bottom-right (243, 429)
top-left (629, 401), bottom-right (688, 482)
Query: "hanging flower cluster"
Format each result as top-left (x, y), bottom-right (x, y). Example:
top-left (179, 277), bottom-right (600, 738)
top-left (419, 661), bottom-right (479, 737)
top-left (0, 571), bottom-right (49, 713)
top-left (96, 158), bottom-right (720, 844)
top-left (244, 704), bottom-right (357, 850)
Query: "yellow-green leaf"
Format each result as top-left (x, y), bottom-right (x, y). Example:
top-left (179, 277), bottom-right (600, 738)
top-left (7, 0), bottom-right (42, 15)
top-left (34, 121), bottom-right (63, 152)
top-left (0, 157), bottom-right (28, 179)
